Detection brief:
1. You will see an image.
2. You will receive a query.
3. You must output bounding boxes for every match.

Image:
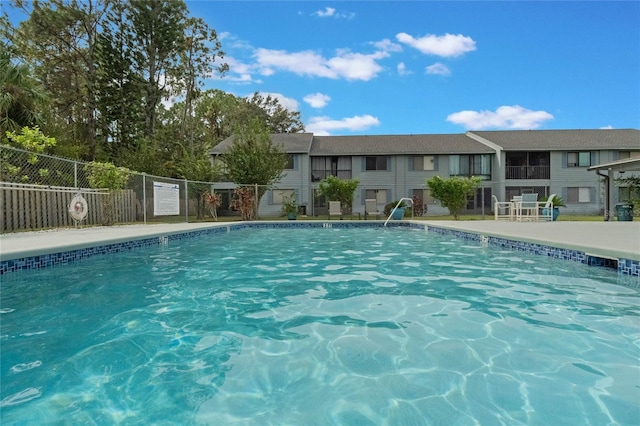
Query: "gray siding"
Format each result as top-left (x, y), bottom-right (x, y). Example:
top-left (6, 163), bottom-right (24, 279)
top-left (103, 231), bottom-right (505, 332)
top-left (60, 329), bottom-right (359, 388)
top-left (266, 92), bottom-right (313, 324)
top-left (215, 130), bottom-right (639, 218)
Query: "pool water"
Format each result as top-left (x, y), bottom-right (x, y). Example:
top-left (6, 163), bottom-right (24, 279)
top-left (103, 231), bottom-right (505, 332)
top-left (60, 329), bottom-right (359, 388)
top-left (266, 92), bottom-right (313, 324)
top-left (1, 227), bottom-right (639, 425)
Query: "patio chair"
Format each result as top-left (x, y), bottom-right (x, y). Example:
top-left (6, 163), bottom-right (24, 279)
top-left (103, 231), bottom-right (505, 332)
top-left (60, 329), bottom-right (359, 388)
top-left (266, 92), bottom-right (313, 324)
top-left (538, 193), bottom-right (556, 221)
top-left (492, 195), bottom-right (513, 221)
top-left (328, 201), bottom-right (342, 220)
top-left (365, 199), bottom-right (381, 220)
top-left (516, 194), bottom-right (540, 221)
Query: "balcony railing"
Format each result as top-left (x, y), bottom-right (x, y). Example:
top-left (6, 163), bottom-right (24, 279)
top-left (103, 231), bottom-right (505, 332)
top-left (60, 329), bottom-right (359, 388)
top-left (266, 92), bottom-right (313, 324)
top-left (449, 173), bottom-right (492, 180)
top-left (311, 170), bottom-right (352, 182)
top-left (505, 166), bottom-right (550, 180)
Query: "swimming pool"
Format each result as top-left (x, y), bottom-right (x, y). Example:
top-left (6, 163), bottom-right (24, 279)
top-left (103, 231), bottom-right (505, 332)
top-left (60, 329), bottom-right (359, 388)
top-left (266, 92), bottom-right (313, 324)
top-left (1, 226), bottom-right (639, 424)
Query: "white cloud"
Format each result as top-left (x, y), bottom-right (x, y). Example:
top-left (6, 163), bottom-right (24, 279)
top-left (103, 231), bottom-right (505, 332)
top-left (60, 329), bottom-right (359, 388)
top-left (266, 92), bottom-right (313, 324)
top-left (373, 38), bottom-right (403, 53)
top-left (217, 32), bottom-right (253, 51)
top-left (447, 105), bottom-right (554, 130)
top-left (254, 48), bottom-right (388, 81)
top-left (397, 62), bottom-right (411, 76)
top-left (306, 115), bottom-right (380, 135)
top-left (327, 50), bottom-right (388, 80)
top-left (315, 7), bottom-right (336, 17)
top-left (304, 93), bottom-right (331, 108)
top-left (600, 125), bottom-right (614, 129)
top-left (222, 56), bottom-right (262, 83)
top-left (313, 7), bottom-right (355, 19)
top-left (426, 62), bottom-right (451, 76)
top-left (396, 32), bottom-right (476, 57)
top-left (253, 92), bottom-right (300, 112)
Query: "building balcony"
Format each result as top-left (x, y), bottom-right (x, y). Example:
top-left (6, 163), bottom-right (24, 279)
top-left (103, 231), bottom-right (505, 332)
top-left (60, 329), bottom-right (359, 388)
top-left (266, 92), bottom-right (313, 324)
top-left (449, 173), bottom-right (492, 180)
top-left (505, 166), bottom-right (550, 180)
top-left (311, 170), bottom-right (352, 182)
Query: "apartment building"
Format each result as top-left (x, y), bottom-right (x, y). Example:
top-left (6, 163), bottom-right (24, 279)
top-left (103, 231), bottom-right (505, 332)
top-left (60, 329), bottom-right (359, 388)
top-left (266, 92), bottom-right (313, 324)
top-left (211, 129), bottom-right (640, 217)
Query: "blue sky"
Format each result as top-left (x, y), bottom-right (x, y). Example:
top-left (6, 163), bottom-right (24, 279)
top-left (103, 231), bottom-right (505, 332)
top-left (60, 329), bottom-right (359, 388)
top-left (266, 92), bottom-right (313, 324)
top-left (192, 1), bottom-right (640, 135)
top-left (5, 1), bottom-right (639, 136)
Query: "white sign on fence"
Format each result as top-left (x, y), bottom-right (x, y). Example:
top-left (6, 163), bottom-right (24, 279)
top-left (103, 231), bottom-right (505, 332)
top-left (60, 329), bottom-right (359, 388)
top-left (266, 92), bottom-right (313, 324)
top-left (153, 181), bottom-right (180, 216)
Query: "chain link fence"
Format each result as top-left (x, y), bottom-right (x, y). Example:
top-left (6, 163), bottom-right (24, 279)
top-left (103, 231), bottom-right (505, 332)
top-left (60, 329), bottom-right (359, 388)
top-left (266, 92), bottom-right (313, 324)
top-left (0, 145), bottom-right (252, 233)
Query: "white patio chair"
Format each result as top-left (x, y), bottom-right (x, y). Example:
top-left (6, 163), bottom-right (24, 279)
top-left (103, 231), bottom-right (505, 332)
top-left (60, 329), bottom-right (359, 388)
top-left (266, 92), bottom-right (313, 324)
top-left (538, 193), bottom-right (556, 221)
top-left (516, 194), bottom-right (540, 221)
top-left (492, 195), bottom-right (514, 221)
top-left (328, 201), bottom-right (342, 220)
top-left (365, 198), bottom-right (381, 220)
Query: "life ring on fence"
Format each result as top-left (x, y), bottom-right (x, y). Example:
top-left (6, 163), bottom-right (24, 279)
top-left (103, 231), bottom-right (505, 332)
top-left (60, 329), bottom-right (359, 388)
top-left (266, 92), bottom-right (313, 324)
top-left (69, 194), bottom-right (88, 221)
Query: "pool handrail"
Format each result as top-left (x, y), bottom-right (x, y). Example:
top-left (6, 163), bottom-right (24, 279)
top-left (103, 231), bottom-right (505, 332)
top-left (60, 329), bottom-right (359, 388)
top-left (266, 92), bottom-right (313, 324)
top-left (383, 197), bottom-right (414, 227)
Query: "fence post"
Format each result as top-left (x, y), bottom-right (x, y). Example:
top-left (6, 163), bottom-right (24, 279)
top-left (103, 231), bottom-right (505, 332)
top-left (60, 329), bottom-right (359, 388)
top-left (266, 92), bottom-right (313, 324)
top-left (255, 183), bottom-right (259, 220)
top-left (481, 182), bottom-right (485, 219)
top-left (143, 173), bottom-right (147, 225)
top-left (184, 179), bottom-right (189, 223)
top-left (74, 161), bottom-right (78, 189)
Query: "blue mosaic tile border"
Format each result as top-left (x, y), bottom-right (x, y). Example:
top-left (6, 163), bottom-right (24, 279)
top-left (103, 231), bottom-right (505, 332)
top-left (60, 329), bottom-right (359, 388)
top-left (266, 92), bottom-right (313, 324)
top-left (618, 258), bottom-right (640, 276)
top-left (236, 221), bottom-right (417, 230)
top-left (1, 221), bottom-right (637, 277)
top-left (426, 225), bottom-right (639, 277)
top-left (0, 236), bottom-right (161, 274)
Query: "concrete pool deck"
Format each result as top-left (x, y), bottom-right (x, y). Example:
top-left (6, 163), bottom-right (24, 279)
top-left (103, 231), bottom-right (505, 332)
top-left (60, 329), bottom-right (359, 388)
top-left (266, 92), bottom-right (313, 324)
top-left (1, 220), bottom-right (639, 271)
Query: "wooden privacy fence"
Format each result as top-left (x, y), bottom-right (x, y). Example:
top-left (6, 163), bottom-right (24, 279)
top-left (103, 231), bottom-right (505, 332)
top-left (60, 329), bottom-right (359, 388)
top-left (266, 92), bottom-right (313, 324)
top-left (1, 182), bottom-right (137, 233)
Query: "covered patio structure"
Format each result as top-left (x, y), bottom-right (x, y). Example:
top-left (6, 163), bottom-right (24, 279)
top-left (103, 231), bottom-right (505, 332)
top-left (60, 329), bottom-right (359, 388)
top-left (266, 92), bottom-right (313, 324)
top-left (588, 156), bottom-right (640, 221)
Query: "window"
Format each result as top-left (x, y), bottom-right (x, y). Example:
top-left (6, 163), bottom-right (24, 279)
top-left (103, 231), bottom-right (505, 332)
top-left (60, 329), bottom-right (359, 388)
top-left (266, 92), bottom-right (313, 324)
top-left (312, 156), bottom-right (352, 181)
top-left (567, 152), bottom-right (593, 167)
top-left (273, 189), bottom-right (295, 204)
top-left (449, 154), bottom-right (491, 178)
top-left (365, 189), bottom-right (387, 204)
top-left (412, 155), bottom-right (436, 171)
top-left (365, 156), bottom-right (388, 171)
top-left (284, 154), bottom-right (294, 170)
top-left (618, 151), bottom-right (640, 160)
top-left (567, 187), bottom-right (591, 203)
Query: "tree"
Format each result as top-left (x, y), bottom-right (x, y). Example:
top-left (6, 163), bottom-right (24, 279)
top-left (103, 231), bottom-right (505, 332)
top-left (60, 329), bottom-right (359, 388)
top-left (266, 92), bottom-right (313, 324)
top-left (426, 176), bottom-right (481, 219)
top-left (222, 118), bottom-right (289, 219)
top-left (174, 143), bottom-right (220, 220)
top-left (11, 0), bottom-right (108, 160)
top-left (245, 92), bottom-right (305, 134)
top-left (126, 0), bottom-right (188, 139)
top-left (194, 90), bottom-right (305, 147)
top-left (0, 52), bottom-right (46, 140)
top-left (317, 175), bottom-right (359, 213)
top-left (175, 16), bottom-right (227, 152)
top-left (94, 1), bottom-right (226, 164)
top-left (94, 0), bottom-right (143, 160)
top-left (84, 161), bottom-right (131, 225)
top-left (195, 89), bottom-right (243, 144)
top-left (3, 126), bottom-right (56, 183)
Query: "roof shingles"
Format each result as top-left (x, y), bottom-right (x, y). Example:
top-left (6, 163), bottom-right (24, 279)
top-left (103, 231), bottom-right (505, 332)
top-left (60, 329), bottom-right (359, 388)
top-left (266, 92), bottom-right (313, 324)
top-left (469, 129), bottom-right (640, 150)
top-left (210, 129), bottom-right (640, 156)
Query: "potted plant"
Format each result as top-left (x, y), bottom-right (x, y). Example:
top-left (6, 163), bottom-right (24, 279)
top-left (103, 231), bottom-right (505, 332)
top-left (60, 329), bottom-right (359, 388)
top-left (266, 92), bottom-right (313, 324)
top-left (541, 194), bottom-right (565, 221)
top-left (384, 200), bottom-right (407, 220)
top-left (281, 195), bottom-right (298, 220)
